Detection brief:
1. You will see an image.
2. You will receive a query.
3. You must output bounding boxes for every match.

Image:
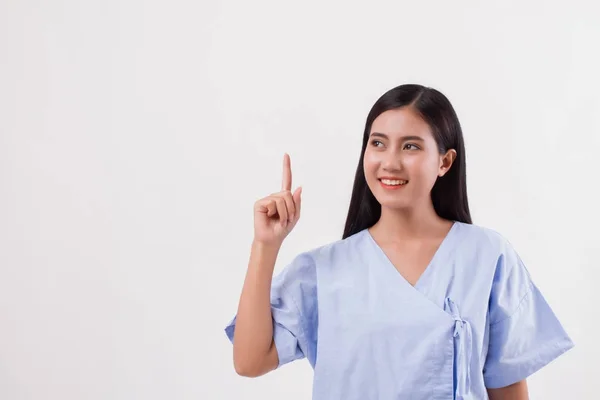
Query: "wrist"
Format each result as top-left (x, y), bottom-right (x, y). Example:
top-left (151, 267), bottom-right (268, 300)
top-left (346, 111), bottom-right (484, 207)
top-left (251, 239), bottom-right (282, 254)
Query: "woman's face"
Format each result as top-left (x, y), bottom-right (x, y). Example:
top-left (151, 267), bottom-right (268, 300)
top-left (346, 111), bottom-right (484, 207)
top-left (363, 107), bottom-right (455, 210)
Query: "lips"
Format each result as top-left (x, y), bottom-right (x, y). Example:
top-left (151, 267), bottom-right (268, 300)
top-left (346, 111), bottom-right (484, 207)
top-left (379, 178), bottom-right (408, 186)
top-left (378, 177), bottom-right (409, 190)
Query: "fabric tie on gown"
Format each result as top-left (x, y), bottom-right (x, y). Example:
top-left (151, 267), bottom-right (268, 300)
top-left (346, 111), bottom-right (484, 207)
top-left (445, 297), bottom-right (473, 400)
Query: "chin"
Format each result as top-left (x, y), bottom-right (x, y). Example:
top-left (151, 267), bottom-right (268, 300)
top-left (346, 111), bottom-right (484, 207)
top-left (379, 200), bottom-right (413, 211)
top-left (372, 193), bottom-right (412, 210)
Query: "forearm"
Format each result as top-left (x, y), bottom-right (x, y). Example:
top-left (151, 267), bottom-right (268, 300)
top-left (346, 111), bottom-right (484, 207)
top-left (487, 380), bottom-right (529, 400)
top-left (232, 240), bottom-right (280, 374)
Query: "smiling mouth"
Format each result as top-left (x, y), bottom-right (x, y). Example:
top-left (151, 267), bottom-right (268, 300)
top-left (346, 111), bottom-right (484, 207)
top-left (379, 178), bottom-right (408, 186)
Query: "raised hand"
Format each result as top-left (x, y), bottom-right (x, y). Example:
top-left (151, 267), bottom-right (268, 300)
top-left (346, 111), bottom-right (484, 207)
top-left (253, 153), bottom-right (302, 246)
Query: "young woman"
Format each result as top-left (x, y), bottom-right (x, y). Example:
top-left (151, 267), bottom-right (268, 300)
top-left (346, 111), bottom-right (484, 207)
top-left (224, 84), bottom-right (574, 399)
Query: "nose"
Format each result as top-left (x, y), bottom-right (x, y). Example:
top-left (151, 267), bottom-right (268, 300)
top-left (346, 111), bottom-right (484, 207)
top-left (381, 150), bottom-right (403, 172)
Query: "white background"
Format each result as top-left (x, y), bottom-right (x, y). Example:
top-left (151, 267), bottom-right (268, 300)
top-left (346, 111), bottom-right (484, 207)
top-left (1, 1), bottom-right (598, 399)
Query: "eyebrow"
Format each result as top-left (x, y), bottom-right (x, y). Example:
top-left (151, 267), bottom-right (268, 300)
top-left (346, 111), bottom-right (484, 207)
top-left (369, 132), bottom-right (425, 141)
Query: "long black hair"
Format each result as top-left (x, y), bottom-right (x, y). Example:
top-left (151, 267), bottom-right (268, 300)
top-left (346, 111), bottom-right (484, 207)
top-left (342, 84), bottom-right (472, 239)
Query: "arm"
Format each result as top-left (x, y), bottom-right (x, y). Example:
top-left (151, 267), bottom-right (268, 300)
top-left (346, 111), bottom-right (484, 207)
top-left (229, 153), bottom-right (304, 377)
top-left (482, 236), bottom-right (573, 393)
top-left (231, 240), bottom-right (281, 377)
top-left (487, 380), bottom-right (529, 399)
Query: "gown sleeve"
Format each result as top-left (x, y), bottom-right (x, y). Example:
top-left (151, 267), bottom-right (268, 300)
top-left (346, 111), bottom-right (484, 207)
top-left (224, 251), bottom-right (318, 368)
top-left (483, 237), bottom-right (574, 389)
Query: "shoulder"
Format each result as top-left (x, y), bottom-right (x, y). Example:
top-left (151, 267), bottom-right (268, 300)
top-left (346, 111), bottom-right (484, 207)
top-left (454, 221), bottom-right (520, 258)
top-left (293, 229), bottom-right (368, 265)
top-left (458, 223), bottom-right (535, 310)
top-left (451, 222), bottom-right (531, 288)
top-left (276, 230), bottom-right (368, 284)
top-left (453, 221), bottom-right (507, 246)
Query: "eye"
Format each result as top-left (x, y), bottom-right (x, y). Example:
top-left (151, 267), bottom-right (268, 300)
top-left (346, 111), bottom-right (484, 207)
top-left (404, 143), bottom-right (420, 150)
top-left (370, 139), bottom-right (384, 147)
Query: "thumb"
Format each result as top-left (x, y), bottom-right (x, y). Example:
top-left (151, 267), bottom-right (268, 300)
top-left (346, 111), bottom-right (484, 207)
top-left (293, 186), bottom-right (302, 216)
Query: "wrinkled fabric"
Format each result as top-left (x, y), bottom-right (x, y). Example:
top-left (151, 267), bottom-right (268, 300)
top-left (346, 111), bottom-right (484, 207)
top-left (225, 221), bottom-right (573, 399)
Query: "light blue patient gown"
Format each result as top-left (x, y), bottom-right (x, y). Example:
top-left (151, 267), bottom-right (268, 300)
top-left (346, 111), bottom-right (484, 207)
top-left (224, 222), bottom-right (574, 399)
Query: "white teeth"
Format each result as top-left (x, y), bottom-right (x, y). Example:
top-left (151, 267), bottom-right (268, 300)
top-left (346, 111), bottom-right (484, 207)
top-left (381, 179), bottom-right (408, 185)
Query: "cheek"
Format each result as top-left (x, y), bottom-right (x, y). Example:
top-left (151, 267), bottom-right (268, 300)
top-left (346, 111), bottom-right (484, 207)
top-left (404, 155), bottom-right (439, 182)
top-left (362, 151), bottom-right (379, 175)
top-left (362, 151), bottom-right (382, 192)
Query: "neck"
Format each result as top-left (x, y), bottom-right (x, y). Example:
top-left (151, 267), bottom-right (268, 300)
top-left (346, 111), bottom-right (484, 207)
top-left (372, 202), bottom-right (451, 241)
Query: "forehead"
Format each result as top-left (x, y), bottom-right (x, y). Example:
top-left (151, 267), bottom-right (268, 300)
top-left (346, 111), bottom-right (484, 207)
top-left (370, 107), bottom-right (432, 138)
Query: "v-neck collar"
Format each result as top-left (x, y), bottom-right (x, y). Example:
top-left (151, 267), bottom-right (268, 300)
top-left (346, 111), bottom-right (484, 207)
top-left (363, 221), bottom-right (459, 291)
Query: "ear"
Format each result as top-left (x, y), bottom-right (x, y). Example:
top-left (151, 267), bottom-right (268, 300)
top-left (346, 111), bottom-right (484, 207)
top-left (438, 149), bottom-right (457, 177)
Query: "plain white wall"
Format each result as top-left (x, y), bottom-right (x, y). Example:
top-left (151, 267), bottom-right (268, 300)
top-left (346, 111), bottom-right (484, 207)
top-left (1, 0), bottom-right (597, 399)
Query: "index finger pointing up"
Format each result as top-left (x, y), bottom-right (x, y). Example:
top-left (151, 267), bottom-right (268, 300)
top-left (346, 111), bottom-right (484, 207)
top-left (282, 153), bottom-right (292, 191)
